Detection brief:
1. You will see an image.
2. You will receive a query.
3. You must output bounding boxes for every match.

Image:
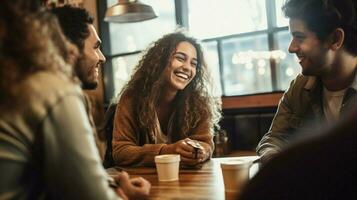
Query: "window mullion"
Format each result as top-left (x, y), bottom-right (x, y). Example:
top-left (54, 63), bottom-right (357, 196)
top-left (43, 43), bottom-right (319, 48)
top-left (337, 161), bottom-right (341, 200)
top-left (266, 0), bottom-right (280, 91)
top-left (175, 0), bottom-right (189, 28)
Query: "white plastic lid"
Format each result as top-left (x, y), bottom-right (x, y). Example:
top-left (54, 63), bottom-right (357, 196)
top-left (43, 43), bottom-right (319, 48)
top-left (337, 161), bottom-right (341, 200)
top-left (220, 159), bottom-right (252, 169)
top-left (155, 154), bottom-right (180, 163)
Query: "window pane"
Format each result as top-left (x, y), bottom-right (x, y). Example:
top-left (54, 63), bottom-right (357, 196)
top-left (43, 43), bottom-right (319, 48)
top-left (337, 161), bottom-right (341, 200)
top-left (111, 53), bottom-right (142, 96)
top-left (188, 0), bottom-right (267, 39)
top-left (221, 35), bottom-right (272, 96)
top-left (275, 0), bottom-right (288, 27)
top-left (106, 0), bottom-right (176, 55)
top-left (276, 31), bottom-right (300, 90)
top-left (202, 41), bottom-right (222, 97)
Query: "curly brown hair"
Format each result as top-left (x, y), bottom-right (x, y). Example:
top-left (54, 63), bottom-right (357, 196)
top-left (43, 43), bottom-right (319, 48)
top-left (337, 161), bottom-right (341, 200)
top-left (118, 32), bottom-right (222, 142)
top-left (0, 1), bottom-right (73, 111)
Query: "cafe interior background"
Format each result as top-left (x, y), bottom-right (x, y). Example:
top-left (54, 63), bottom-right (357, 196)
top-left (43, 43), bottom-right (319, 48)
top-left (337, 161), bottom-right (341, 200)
top-left (53, 0), bottom-right (300, 156)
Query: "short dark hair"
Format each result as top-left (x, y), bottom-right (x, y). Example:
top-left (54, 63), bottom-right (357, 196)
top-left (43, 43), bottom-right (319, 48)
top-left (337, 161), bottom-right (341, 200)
top-left (283, 0), bottom-right (357, 55)
top-left (51, 5), bottom-right (94, 51)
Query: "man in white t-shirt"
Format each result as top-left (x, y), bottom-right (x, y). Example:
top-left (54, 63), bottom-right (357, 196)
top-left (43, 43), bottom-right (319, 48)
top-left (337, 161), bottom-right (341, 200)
top-left (322, 87), bottom-right (348, 123)
top-left (257, 0), bottom-right (357, 163)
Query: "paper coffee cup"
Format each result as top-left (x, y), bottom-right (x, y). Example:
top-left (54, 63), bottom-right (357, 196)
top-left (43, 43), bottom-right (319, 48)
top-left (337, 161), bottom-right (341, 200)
top-left (220, 159), bottom-right (252, 194)
top-left (155, 154), bottom-right (180, 181)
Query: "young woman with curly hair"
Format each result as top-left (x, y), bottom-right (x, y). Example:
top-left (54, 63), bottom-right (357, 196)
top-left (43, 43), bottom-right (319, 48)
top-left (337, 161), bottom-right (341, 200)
top-left (111, 32), bottom-right (222, 167)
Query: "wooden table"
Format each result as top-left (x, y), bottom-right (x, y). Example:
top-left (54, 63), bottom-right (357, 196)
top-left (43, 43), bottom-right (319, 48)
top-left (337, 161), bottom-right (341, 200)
top-left (107, 156), bottom-right (259, 200)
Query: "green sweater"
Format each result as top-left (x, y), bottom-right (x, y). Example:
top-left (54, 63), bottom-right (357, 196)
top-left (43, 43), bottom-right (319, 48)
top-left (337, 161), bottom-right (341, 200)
top-left (257, 73), bottom-right (357, 162)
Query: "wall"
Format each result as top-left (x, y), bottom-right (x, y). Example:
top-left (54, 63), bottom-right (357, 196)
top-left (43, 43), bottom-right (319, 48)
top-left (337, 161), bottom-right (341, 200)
top-left (221, 109), bottom-right (276, 151)
top-left (220, 92), bottom-right (283, 152)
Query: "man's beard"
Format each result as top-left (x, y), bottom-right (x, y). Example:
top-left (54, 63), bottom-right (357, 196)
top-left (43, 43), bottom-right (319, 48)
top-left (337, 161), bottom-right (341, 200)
top-left (75, 57), bottom-right (98, 90)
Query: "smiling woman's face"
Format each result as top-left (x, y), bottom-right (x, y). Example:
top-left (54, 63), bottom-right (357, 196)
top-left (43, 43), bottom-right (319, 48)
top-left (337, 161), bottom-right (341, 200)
top-left (163, 41), bottom-right (198, 92)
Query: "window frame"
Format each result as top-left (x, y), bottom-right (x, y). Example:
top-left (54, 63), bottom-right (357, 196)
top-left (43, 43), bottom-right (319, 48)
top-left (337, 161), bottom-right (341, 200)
top-left (97, 0), bottom-right (290, 103)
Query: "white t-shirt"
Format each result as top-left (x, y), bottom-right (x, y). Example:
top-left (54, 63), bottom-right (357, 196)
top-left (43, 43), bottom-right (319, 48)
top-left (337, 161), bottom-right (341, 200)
top-left (323, 87), bottom-right (347, 122)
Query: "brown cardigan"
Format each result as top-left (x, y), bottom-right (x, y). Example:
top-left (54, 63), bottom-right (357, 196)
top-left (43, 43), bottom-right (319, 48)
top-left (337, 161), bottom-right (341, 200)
top-left (112, 95), bottom-right (214, 167)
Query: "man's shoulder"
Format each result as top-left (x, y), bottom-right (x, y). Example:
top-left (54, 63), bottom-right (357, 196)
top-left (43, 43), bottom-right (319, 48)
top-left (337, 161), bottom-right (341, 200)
top-left (25, 72), bottom-right (84, 116)
top-left (1, 71), bottom-right (85, 130)
top-left (288, 74), bottom-right (317, 92)
top-left (282, 74), bottom-right (319, 109)
top-left (292, 74), bottom-right (313, 86)
top-left (32, 72), bottom-right (81, 97)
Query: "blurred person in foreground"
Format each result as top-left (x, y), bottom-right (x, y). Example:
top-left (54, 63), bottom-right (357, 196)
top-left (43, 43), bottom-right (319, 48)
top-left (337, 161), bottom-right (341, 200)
top-left (110, 32), bottom-right (222, 167)
top-left (51, 5), bottom-right (107, 160)
top-left (0, 1), bottom-right (150, 199)
top-left (257, 0), bottom-right (357, 163)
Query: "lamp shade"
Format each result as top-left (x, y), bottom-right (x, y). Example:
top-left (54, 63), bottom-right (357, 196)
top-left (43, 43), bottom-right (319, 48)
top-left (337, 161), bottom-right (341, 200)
top-left (105, 0), bottom-right (157, 23)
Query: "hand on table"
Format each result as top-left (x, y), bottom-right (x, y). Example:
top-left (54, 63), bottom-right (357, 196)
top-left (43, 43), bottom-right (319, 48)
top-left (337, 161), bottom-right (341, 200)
top-left (161, 138), bottom-right (209, 166)
top-left (114, 171), bottom-right (151, 200)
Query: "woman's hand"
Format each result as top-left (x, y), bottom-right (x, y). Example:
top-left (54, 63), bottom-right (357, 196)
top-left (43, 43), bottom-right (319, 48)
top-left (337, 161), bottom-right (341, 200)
top-left (160, 138), bottom-right (209, 165)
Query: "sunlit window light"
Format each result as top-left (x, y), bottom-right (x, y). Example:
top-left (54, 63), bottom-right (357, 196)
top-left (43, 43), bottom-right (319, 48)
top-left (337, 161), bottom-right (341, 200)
top-left (126, 35), bottom-right (137, 52)
top-left (258, 66), bottom-right (266, 75)
top-left (206, 51), bottom-right (219, 65)
top-left (114, 58), bottom-right (129, 80)
top-left (285, 67), bottom-right (294, 77)
top-left (234, 50), bottom-right (287, 61)
top-left (271, 50), bottom-right (281, 60)
top-left (245, 62), bottom-right (253, 70)
top-left (232, 53), bottom-right (240, 65)
top-left (188, 0), bottom-right (267, 39)
top-left (261, 51), bottom-right (271, 59)
top-left (279, 51), bottom-right (287, 59)
top-left (257, 59), bottom-right (266, 68)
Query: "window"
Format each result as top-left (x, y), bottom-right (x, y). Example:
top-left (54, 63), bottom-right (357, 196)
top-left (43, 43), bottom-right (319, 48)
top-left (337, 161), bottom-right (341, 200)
top-left (102, 0), bottom-right (177, 101)
top-left (275, 31), bottom-right (300, 89)
top-left (275, 0), bottom-right (289, 27)
top-left (202, 41), bottom-right (222, 96)
top-left (106, 0), bottom-right (176, 55)
top-left (99, 0), bottom-right (298, 102)
top-left (188, 0), bottom-right (267, 39)
top-left (112, 53), bottom-right (143, 96)
top-left (221, 34), bottom-right (272, 95)
top-left (186, 0), bottom-right (297, 96)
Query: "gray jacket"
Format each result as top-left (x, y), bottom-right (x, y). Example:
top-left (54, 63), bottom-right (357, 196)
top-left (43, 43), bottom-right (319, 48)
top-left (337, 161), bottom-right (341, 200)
top-left (0, 72), bottom-right (120, 200)
top-left (257, 73), bottom-right (357, 161)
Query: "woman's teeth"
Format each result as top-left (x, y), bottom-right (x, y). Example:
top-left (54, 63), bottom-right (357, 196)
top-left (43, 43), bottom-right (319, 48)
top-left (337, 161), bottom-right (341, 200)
top-left (175, 72), bottom-right (189, 80)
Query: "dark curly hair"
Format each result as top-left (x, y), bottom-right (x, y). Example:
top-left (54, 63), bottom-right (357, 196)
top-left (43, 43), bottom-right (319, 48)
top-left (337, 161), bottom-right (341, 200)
top-left (0, 0), bottom-right (73, 111)
top-left (117, 32), bottom-right (221, 142)
top-left (51, 5), bottom-right (94, 51)
top-left (283, 0), bottom-right (357, 55)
